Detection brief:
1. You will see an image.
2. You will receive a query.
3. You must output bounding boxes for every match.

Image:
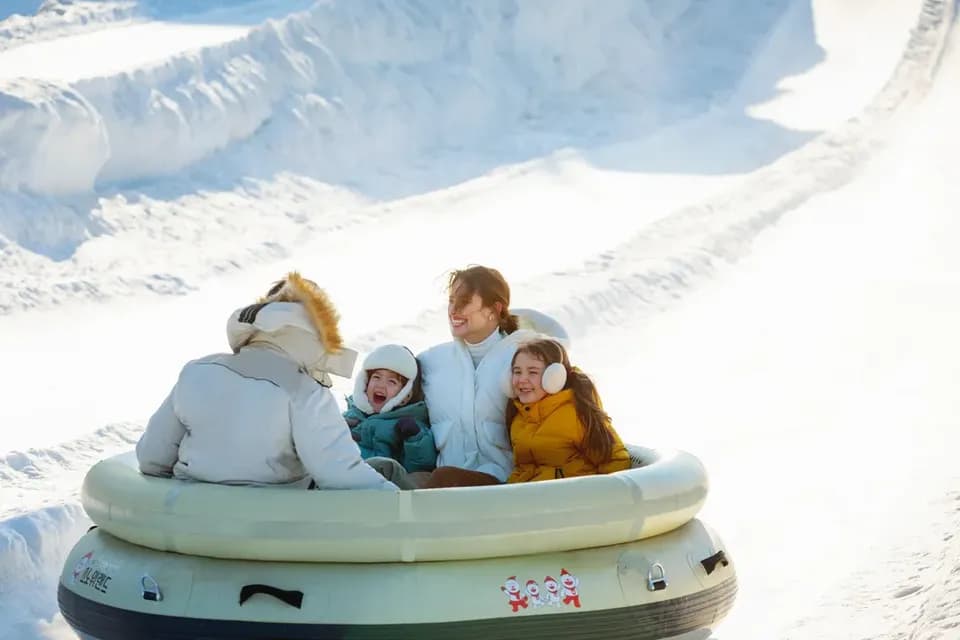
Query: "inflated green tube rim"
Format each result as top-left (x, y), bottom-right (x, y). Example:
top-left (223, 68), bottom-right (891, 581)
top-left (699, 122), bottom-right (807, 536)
top-left (82, 446), bottom-right (708, 563)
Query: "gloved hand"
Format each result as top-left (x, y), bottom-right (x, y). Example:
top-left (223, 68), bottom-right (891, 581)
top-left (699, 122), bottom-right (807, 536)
top-left (395, 417), bottom-right (420, 440)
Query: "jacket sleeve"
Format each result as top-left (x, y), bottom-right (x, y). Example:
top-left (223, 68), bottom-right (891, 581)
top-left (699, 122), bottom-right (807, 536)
top-left (342, 398), bottom-right (367, 426)
top-left (400, 419), bottom-right (438, 472)
top-left (292, 388), bottom-right (399, 491)
top-left (342, 399), bottom-right (368, 448)
top-left (136, 389), bottom-right (187, 477)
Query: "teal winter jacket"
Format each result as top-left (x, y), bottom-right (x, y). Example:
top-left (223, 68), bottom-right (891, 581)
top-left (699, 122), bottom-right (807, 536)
top-left (343, 397), bottom-right (436, 473)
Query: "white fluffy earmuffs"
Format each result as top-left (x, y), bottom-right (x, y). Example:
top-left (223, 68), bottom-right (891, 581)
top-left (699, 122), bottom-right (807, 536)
top-left (541, 362), bottom-right (567, 394)
top-left (503, 360), bottom-right (568, 398)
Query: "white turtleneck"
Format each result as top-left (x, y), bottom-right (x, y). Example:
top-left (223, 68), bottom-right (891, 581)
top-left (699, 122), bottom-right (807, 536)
top-left (465, 327), bottom-right (503, 367)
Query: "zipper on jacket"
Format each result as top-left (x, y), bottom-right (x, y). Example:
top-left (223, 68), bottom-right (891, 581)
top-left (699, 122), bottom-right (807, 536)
top-left (554, 468), bottom-right (565, 479)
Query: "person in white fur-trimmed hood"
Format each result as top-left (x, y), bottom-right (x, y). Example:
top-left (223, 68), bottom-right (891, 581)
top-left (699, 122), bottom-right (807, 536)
top-left (135, 272), bottom-right (398, 491)
top-left (415, 265), bottom-right (570, 489)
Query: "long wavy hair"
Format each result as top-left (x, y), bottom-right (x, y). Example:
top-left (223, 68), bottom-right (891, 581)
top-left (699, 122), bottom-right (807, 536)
top-left (506, 339), bottom-right (616, 463)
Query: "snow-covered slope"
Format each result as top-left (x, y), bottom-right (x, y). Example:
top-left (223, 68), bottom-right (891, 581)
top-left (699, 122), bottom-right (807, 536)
top-left (599, 30), bottom-right (960, 635)
top-left (0, 0), bottom-right (827, 313)
top-left (0, 0), bottom-right (313, 52)
top-left (2, 0), bottom-right (958, 638)
top-left (0, 2), bottom-right (137, 52)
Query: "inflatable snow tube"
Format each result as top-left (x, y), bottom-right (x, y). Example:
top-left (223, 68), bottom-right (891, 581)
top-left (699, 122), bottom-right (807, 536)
top-left (80, 446), bottom-right (709, 563)
top-left (58, 518), bottom-right (737, 640)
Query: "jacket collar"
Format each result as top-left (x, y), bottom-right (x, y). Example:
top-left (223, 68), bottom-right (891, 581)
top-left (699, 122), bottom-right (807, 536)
top-left (453, 328), bottom-right (534, 368)
top-left (347, 395), bottom-right (426, 418)
top-left (514, 389), bottom-right (574, 423)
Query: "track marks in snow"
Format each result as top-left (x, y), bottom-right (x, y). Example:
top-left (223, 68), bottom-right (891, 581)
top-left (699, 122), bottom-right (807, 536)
top-left (115, 0), bottom-right (956, 365)
top-left (498, 0), bottom-right (955, 346)
top-left (895, 585), bottom-right (925, 599)
top-left (908, 491), bottom-right (960, 640)
top-left (781, 489), bottom-right (960, 640)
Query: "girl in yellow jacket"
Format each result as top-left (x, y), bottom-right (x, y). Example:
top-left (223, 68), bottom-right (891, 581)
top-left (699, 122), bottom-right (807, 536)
top-left (506, 339), bottom-right (630, 483)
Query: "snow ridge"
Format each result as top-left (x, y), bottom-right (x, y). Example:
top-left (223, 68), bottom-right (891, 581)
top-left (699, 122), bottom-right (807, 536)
top-left (0, 79), bottom-right (108, 196)
top-left (272, 0), bottom-right (956, 397)
top-left (0, 2), bottom-right (138, 52)
top-left (0, 504), bottom-right (90, 640)
top-left (0, 423), bottom-right (139, 638)
top-left (0, 423), bottom-right (141, 521)
top-left (0, 0), bottom-right (806, 315)
top-left (1, 0), bottom-right (782, 195)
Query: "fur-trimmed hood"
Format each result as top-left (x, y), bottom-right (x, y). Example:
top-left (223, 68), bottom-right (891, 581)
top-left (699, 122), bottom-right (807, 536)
top-left (258, 272), bottom-right (344, 353)
top-left (226, 272), bottom-right (358, 385)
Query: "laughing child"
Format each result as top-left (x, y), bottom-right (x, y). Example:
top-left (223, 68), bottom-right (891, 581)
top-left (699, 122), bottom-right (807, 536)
top-left (343, 344), bottom-right (436, 474)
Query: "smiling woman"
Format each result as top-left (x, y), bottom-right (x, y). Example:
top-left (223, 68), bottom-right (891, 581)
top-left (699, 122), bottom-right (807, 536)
top-left (416, 265), bottom-right (570, 488)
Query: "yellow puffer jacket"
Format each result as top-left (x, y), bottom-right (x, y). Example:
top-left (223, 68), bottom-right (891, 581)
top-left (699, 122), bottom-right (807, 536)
top-left (506, 389), bottom-right (630, 483)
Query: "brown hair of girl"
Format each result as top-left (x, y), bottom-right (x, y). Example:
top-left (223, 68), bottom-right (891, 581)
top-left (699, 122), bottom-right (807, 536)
top-left (506, 339), bottom-right (616, 464)
top-left (447, 265), bottom-right (519, 334)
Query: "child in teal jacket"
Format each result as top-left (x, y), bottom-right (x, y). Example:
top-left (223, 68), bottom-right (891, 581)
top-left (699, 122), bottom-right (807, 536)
top-left (343, 344), bottom-right (436, 473)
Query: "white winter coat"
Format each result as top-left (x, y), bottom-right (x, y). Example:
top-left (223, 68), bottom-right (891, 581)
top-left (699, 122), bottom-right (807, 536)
top-left (418, 309), bottom-right (569, 483)
top-left (136, 299), bottom-right (396, 491)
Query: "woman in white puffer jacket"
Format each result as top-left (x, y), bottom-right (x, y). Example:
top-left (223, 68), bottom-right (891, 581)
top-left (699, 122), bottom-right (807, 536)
top-left (135, 272), bottom-right (397, 491)
top-left (416, 265), bottom-right (569, 488)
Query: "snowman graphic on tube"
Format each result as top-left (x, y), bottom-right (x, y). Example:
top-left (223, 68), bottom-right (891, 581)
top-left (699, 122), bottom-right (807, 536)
top-left (500, 576), bottom-right (529, 612)
top-left (543, 575), bottom-right (562, 607)
top-left (525, 579), bottom-right (546, 608)
top-left (559, 568), bottom-right (581, 608)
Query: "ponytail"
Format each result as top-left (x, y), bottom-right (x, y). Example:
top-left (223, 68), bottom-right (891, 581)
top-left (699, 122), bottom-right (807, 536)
top-left (499, 312), bottom-right (519, 335)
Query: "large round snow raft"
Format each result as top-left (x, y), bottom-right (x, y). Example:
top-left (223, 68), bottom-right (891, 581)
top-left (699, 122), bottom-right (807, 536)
top-left (58, 446), bottom-right (737, 639)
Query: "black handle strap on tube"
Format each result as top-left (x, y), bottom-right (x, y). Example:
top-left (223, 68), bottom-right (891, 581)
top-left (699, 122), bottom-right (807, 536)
top-left (239, 584), bottom-right (304, 609)
top-left (700, 550), bottom-right (729, 575)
